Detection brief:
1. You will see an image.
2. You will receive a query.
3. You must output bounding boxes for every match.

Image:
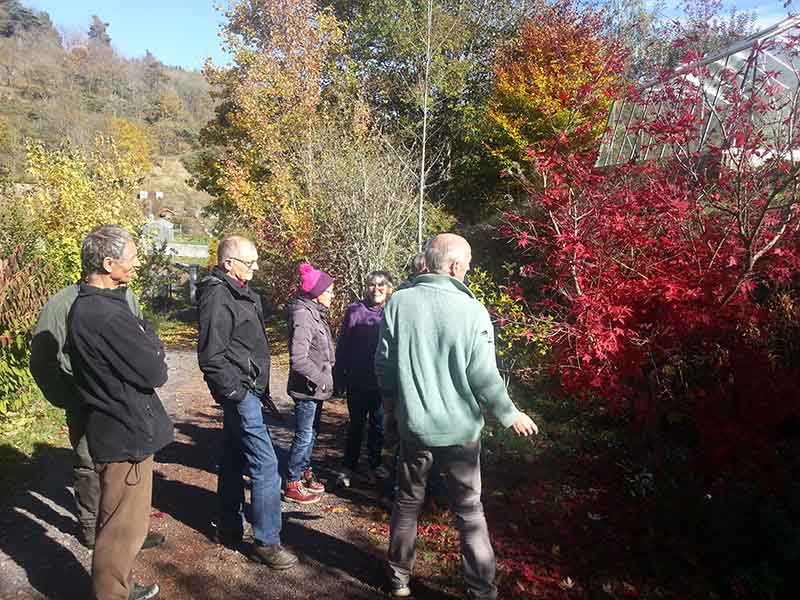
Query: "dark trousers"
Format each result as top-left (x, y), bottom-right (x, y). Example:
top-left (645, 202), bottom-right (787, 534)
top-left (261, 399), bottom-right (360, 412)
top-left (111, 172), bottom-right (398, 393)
top-left (344, 388), bottom-right (384, 470)
top-left (65, 405), bottom-right (101, 541)
top-left (387, 446), bottom-right (447, 501)
top-left (389, 441), bottom-right (497, 600)
top-left (92, 456), bottom-right (153, 600)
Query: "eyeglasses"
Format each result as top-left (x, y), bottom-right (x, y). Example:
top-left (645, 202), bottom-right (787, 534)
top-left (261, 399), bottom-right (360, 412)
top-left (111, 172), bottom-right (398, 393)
top-left (228, 256), bottom-right (258, 269)
top-left (109, 252), bottom-right (138, 265)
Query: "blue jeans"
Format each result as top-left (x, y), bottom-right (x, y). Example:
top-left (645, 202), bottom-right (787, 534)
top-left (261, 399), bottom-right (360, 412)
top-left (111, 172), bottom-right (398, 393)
top-left (218, 391), bottom-right (282, 546)
top-left (286, 398), bottom-right (323, 482)
top-left (344, 388), bottom-right (384, 470)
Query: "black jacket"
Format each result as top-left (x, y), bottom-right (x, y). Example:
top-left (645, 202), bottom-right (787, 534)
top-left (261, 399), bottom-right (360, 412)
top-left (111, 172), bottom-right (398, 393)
top-left (67, 284), bottom-right (173, 463)
top-left (197, 266), bottom-right (271, 403)
top-left (287, 296), bottom-right (334, 401)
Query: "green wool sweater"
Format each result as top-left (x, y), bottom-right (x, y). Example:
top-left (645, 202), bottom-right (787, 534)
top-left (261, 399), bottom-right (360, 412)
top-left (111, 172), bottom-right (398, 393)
top-left (375, 273), bottom-right (521, 447)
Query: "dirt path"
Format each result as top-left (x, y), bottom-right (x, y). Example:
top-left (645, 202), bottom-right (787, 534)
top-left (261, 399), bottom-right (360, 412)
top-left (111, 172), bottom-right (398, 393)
top-left (0, 351), bottom-right (458, 600)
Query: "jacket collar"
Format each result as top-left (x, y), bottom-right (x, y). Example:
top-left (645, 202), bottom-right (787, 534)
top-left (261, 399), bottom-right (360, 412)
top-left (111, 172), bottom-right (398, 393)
top-left (360, 299), bottom-right (384, 312)
top-left (292, 295), bottom-right (326, 319)
top-left (208, 266), bottom-right (258, 302)
top-left (410, 273), bottom-right (476, 299)
top-left (77, 283), bottom-right (130, 302)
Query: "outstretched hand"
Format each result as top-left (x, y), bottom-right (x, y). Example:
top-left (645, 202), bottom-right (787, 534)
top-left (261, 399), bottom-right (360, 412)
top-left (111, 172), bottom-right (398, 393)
top-left (511, 413), bottom-right (539, 437)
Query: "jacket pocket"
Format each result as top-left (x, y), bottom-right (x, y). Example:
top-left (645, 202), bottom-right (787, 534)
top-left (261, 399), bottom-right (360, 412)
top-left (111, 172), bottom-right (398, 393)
top-left (319, 365), bottom-right (333, 394)
top-left (288, 371), bottom-right (317, 396)
top-left (248, 358), bottom-right (262, 389)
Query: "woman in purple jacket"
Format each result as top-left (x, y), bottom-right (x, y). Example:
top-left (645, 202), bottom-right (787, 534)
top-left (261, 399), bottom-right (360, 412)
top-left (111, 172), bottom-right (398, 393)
top-left (334, 270), bottom-right (394, 485)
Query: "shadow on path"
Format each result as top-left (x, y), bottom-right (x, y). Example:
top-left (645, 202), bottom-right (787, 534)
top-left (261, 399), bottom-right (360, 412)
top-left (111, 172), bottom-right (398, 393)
top-left (0, 443), bottom-right (91, 600)
top-left (283, 515), bottom-right (456, 600)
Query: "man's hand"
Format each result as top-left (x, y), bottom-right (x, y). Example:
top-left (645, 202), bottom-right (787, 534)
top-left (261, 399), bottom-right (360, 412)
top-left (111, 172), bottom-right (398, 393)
top-left (511, 413), bottom-right (539, 437)
top-left (260, 394), bottom-right (284, 420)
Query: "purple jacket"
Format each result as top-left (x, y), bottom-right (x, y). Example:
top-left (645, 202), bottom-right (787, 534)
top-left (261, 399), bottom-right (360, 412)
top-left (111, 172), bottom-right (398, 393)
top-left (335, 300), bottom-right (384, 391)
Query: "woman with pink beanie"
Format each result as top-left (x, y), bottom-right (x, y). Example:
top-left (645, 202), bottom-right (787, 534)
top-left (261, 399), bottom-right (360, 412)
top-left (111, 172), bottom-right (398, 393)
top-left (284, 262), bottom-right (335, 504)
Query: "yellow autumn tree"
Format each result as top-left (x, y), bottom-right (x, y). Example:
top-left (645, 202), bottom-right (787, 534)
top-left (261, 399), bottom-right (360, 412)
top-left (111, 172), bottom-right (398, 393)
top-left (198, 1), bottom-right (422, 305)
top-left (23, 136), bottom-right (146, 286)
top-left (104, 117), bottom-right (154, 175)
top-left (485, 1), bottom-right (626, 172)
top-left (202, 0), bottom-right (343, 251)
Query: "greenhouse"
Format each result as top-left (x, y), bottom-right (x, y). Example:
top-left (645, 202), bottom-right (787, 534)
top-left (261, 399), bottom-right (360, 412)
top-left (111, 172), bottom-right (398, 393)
top-left (597, 14), bottom-right (800, 167)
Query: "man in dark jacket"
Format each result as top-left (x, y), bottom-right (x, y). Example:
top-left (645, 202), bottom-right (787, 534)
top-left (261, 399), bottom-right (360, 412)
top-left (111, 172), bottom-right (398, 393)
top-left (67, 225), bottom-right (172, 600)
top-left (196, 235), bottom-right (297, 570)
top-left (31, 283), bottom-right (166, 551)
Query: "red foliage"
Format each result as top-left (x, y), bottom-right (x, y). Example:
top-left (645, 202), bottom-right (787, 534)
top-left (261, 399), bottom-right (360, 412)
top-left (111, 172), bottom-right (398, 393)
top-left (500, 37), bottom-right (800, 476)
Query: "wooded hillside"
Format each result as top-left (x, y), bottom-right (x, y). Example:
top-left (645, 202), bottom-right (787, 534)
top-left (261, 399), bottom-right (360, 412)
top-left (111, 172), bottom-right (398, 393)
top-left (0, 0), bottom-right (214, 182)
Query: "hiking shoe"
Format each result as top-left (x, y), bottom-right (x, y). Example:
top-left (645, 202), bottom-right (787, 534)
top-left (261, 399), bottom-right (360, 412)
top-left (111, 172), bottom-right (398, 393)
top-left (371, 465), bottom-right (391, 480)
top-left (251, 544), bottom-right (299, 570)
top-left (390, 582), bottom-right (412, 597)
top-left (128, 582), bottom-right (160, 600)
top-left (335, 468), bottom-right (353, 488)
top-left (283, 480), bottom-right (321, 504)
top-left (141, 530), bottom-right (166, 550)
top-left (302, 468), bottom-right (326, 494)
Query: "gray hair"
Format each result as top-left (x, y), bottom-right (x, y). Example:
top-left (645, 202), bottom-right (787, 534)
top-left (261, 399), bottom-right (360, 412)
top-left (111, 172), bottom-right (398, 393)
top-left (81, 225), bottom-right (133, 276)
top-left (410, 252), bottom-right (426, 276)
top-left (366, 270), bottom-right (394, 286)
top-left (218, 235), bottom-right (255, 265)
top-left (425, 236), bottom-right (469, 274)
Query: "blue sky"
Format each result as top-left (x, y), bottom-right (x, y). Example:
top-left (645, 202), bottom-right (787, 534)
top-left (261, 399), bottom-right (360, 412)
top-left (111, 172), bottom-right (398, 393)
top-left (24, 0), bottom-right (229, 71)
top-left (717, 0), bottom-right (793, 30)
top-left (22, 0), bottom-right (796, 72)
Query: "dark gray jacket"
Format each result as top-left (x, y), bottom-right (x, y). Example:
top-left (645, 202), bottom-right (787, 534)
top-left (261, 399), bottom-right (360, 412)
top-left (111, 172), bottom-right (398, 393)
top-left (196, 266), bottom-right (271, 403)
top-left (287, 297), bottom-right (334, 401)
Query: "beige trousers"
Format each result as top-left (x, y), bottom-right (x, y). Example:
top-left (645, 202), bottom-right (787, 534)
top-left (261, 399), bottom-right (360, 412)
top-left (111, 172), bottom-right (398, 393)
top-left (91, 455), bottom-right (153, 600)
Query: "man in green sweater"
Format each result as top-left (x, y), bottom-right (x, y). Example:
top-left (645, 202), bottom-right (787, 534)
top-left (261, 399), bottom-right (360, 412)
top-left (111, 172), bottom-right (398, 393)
top-left (375, 233), bottom-right (538, 599)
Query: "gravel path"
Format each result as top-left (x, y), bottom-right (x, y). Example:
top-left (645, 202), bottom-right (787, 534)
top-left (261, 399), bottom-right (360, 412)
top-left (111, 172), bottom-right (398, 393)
top-left (0, 351), bottom-right (457, 600)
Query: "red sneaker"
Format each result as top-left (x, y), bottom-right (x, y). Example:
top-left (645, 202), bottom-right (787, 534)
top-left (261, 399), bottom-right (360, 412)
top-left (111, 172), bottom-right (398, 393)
top-left (302, 469), bottom-right (325, 495)
top-left (283, 480), bottom-right (321, 504)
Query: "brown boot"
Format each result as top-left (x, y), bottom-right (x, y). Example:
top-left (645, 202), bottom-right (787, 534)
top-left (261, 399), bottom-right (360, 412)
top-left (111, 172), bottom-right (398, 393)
top-left (250, 544), bottom-right (299, 570)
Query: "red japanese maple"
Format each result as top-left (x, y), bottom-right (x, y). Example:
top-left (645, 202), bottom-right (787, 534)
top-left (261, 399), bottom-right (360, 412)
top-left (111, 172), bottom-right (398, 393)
top-left (501, 35), bottom-right (800, 474)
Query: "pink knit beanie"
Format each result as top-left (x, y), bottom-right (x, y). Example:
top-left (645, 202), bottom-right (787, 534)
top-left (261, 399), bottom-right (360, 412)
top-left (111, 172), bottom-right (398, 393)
top-left (299, 263), bottom-right (334, 298)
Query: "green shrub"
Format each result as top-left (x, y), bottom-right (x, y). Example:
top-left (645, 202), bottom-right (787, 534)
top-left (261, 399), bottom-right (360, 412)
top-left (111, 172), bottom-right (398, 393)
top-left (469, 266), bottom-right (551, 385)
top-left (135, 240), bottom-right (184, 311)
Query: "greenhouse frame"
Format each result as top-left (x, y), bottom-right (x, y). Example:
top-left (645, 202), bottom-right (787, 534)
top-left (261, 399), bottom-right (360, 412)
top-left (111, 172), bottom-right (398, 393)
top-left (597, 15), bottom-right (800, 167)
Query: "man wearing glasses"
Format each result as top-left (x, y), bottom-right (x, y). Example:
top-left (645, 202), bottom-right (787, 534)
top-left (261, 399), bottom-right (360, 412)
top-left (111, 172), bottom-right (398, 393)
top-left (197, 235), bottom-right (298, 570)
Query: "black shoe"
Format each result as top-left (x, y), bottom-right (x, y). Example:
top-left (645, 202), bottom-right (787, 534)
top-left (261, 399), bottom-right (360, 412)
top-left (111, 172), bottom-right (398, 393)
top-left (215, 527), bottom-right (244, 547)
top-left (250, 544), bottom-right (299, 570)
top-left (141, 530), bottom-right (166, 550)
top-left (128, 582), bottom-right (159, 600)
